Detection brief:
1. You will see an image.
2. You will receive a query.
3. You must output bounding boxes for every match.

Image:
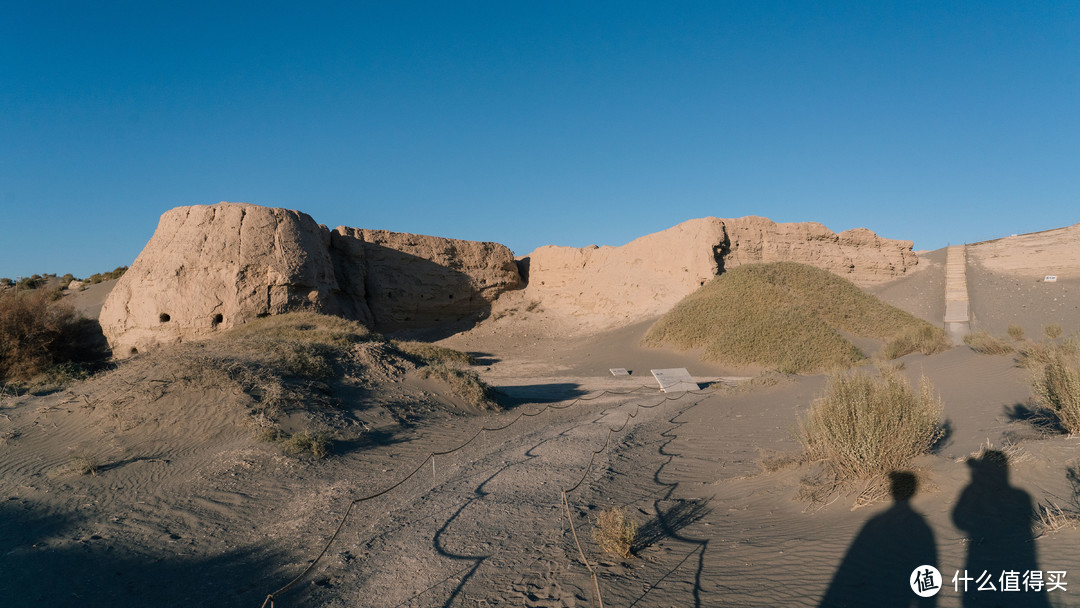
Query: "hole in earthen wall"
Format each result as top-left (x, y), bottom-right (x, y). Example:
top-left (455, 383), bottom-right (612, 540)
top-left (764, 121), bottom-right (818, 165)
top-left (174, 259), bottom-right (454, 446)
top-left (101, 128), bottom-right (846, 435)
top-left (159, 313), bottom-right (171, 323)
top-left (212, 313), bottom-right (223, 327)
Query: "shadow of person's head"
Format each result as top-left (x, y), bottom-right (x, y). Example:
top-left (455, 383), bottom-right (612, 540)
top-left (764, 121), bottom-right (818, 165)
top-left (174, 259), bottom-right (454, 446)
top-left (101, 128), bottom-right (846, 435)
top-left (889, 470), bottom-right (918, 502)
top-left (967, 449), bottom-right (1010, 488)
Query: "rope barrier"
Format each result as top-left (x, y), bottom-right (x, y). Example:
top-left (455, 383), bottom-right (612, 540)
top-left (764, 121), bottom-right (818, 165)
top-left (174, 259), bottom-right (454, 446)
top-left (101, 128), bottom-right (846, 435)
top-left (260, 381), bottom-right (722, 607)
top-left (557, 388), bottom-right (718, 607)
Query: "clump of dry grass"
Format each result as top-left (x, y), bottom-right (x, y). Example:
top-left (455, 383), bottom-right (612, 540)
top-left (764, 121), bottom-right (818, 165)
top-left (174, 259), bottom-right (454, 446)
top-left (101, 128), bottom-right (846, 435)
top-left (1030, 346), bottom-right (1080, 434)
top-left (418, 364), bottom-right (498, 411)
top-left (281, 431), bottom-right (332, 459)
top-left (799, 370), bottom-right (944, 480)
top-left (963, 331), bottom-right (1015, 355)
top-left (592, 507), bottom-right (637, 559)
top-left (759, 450), bottom-right (802, 473)
top-left (644, 262), bottom-right (948, 373)
top-left (1045, 324), bottom-right (1064, 340)
top-left (881, 324), bottom-right (952, 360)
top-left (392, 340), bottom-right (476, 365)
top-left (1016, 335), bottom-right (1079, 370)
top-left (1007, 324), bottom-right (1025, 341)
top-left (72, 454), bottom-right (98, 476)
top-left (1034, 500), bottom-right (1080, 537)
top-left (254, 425), bottom-right (287, 443)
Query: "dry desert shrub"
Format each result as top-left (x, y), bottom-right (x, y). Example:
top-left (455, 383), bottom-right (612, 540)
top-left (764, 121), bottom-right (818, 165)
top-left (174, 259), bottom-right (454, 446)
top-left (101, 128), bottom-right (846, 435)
top-left (644, 262), bottom-right (948, 373)
top-left (1035, 500), bottom-right (1080, 537)
top-left (418, 363), bottom-right (498, 411)
top-left (0, 289), bottom-right (106, 383)
top-left (592, 507), bottom-right (637, 559)
top-left (1030, 347), bottom-right (1080, 434)
top-left (1008, 324), bottom-right (1026, 341)
top-left (881, 324), bottom-right (953, 360)
top-left (963, 331), bottom-right (1015, 355)
top-left (83, 266), bottom-right (127, 285)
top-left (392, 340), bottom-right (476, 365)
top-left (1017, 337), bottom-right (1078, 369)
top-left (281, 431), bottom-right (332, 459)
top-left (799, 370), bottom-right (944, 480)
top-left (1045, 324), bottom-right (1064, 340)
top-left (72, 454), bottom-right (99, 476)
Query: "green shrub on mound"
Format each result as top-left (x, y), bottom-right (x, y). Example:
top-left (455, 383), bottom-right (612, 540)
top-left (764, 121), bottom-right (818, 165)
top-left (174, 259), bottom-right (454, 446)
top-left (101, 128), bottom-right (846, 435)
top-left (643, 262), bottom-right (949, 373)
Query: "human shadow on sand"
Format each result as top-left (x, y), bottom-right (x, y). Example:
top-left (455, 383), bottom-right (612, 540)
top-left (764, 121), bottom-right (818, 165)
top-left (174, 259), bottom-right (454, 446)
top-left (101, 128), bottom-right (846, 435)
top-left (818, 471), bottom-right (938, 608)
top-left (952, 449), bottom-right (1050, 607)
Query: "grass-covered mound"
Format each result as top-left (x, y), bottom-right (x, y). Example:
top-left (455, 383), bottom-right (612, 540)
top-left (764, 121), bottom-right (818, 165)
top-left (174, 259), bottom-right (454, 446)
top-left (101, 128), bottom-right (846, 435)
top-left (643, 262), bottom-right (949, 373)
top-left (219, 312), bottom-right (497, 412)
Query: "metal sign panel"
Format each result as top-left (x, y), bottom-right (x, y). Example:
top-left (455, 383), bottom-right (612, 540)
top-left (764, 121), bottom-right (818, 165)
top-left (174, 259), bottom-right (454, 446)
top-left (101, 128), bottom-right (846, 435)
top-left (650, 368), bottom-right (700, 393)
top-left (609, 368), bottom-right (630, 376)
top-left (1045, 275), bottom-right (1058, 282)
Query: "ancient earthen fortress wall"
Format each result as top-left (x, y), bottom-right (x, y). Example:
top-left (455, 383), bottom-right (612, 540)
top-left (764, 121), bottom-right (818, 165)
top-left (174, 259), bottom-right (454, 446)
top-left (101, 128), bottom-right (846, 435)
top-left (101, 204), bottom-right (916, 355)
top-left (100, 203), bottom-right (522, 356)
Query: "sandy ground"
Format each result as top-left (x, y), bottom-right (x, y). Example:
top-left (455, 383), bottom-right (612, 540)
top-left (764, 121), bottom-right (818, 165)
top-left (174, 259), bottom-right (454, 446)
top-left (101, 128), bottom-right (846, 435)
top-left (4, 248), bottom-right (1080, 607)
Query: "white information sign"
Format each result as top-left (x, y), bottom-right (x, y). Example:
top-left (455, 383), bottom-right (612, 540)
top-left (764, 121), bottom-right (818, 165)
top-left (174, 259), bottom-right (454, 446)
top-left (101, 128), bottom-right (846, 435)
top-left (650, 368), bottom-right (700, 393)
top-left (609, 368), bottom-right (630, 376)
top-left (1045, 275), bottom-right (1058, 282)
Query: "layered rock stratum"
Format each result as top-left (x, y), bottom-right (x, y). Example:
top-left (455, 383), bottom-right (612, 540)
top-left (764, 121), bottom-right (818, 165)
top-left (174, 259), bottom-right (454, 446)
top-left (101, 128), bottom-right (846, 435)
top-left (100, 203), bottom-right (522, 356)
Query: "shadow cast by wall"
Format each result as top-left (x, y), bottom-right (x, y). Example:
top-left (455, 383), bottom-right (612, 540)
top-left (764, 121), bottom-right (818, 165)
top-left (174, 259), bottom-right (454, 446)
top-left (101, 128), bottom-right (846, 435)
top-left (0, 500), bottom-right (283, 608)
top-left (332, 240), bottom-right (520, 340)
top-left (494, 383), bottom-right (587, 408)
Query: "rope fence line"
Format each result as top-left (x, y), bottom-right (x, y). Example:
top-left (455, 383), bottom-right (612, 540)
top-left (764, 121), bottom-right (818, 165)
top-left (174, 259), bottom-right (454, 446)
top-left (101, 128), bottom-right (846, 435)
top-left (558, 389), bottom-right (717, 607)
top-left (260, 381), bottom-right (724, 608)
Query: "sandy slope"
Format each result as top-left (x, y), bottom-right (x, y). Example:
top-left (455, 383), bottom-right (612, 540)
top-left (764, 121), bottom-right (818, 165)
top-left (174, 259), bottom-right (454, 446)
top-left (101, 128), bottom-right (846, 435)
top-left (4, 244), bottom-right (1080, 607)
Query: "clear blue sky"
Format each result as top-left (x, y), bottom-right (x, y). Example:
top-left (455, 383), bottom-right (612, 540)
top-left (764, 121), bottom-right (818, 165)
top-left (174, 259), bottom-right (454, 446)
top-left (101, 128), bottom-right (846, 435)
top-left (2, 1), bottom-right (1078, 279)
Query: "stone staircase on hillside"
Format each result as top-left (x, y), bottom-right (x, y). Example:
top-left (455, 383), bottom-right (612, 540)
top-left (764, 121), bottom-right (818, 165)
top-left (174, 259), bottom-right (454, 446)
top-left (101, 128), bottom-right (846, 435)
top-left (944, 245), bottom-right (970, 344)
